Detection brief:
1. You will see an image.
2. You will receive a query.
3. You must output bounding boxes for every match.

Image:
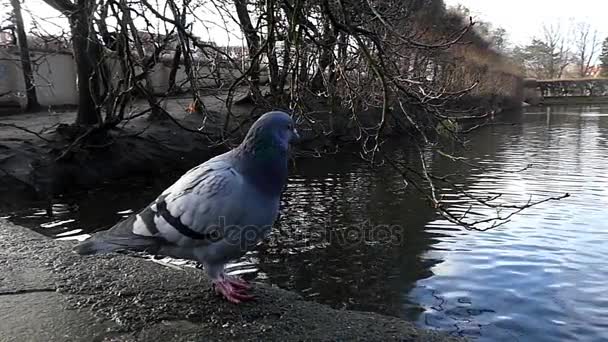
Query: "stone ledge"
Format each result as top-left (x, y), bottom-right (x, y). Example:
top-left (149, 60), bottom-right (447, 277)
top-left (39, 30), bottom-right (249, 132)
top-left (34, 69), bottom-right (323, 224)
top-left (0, 220), bottom-right (464, 341)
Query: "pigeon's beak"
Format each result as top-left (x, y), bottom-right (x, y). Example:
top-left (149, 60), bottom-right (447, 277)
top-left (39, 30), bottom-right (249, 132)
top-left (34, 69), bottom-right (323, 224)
top-left (291, 128), bottom-right (301, 144)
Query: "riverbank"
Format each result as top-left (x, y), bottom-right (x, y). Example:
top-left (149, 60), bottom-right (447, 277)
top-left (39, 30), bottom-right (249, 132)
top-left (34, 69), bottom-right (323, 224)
top-left (0, 89), bottom-right (516, 201)
top-left (0, 219), bottom-right (462, 341)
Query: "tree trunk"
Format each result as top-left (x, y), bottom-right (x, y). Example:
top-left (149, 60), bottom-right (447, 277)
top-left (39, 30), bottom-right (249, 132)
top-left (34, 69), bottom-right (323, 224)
top-left (265, 0), bottom-right (280, 97)
top-left (10, 0), bottom-right (41, 112)
top-left (121, 1), bottom-right (162, 121)
top-left (233, 0), bottom-right (262, 99)
top-left (168, 45), bottom-right (182, 94)
top-left (310, 19), bottom-right (337, 92)
top-left (68, 1), bottom-right (102, 126)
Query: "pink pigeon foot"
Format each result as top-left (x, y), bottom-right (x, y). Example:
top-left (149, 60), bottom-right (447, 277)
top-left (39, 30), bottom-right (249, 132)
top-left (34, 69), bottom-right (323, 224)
top-left (226, 275), bottom-right (252, 290)
top-left (213, 276), bottom-right (254, 303)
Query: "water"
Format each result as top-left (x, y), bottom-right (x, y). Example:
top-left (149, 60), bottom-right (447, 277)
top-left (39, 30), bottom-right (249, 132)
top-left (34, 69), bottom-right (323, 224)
top-left (3, 105), bottom-right (608, 341)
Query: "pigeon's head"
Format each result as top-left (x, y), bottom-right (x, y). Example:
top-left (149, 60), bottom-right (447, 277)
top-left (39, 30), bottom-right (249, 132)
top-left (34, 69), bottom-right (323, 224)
top-left (237, 111), bottom-right (298, 195)
top-left (242, 111), bottom-right (299, 154)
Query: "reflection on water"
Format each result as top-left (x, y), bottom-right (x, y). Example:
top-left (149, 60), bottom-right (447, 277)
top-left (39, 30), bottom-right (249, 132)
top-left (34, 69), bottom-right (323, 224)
top-left (3, 105), bottom-right (608, 341)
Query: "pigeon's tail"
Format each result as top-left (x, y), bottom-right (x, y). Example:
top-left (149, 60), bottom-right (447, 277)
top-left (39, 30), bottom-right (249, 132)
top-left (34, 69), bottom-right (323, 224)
top-left (73, 235), bottom-right (161, 255)
top-left (73, 216), bottom-right (162, 255)
top-left (74, 239), bottom-right (120, 255)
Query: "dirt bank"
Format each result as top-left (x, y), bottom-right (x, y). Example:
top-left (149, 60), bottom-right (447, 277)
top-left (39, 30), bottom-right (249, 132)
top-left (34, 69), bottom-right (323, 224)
top-left (0, 91), bottom-right (368, 202)
top-left (0, 219), bottom-right (463, 341)
top-left (0, 95), bottom-right (232, 200)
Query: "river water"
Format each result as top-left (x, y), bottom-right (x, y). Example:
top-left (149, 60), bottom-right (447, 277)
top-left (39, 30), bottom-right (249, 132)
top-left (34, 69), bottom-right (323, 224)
top-left (3, 105), bottom-right (608, 341)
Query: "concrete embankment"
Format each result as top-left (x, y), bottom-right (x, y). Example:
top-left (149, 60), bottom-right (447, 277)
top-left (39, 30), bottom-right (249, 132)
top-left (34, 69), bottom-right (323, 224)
top-left (0, 220), bottom-right (463, 342)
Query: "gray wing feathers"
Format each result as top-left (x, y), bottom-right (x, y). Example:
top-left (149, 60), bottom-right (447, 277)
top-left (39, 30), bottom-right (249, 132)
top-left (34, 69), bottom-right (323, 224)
top-left (158, 159), bottom-right (243, 236)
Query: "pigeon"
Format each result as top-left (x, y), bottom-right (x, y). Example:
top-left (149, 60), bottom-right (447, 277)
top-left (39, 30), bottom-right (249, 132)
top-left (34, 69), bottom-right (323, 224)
top-left (74, 111), bottom-right (299, 303)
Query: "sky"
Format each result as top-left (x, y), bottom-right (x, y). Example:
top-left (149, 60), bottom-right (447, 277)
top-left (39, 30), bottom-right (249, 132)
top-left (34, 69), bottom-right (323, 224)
top-left (5, 0), bottom-right (608, 47)
top-left (5, 0), bottom-right (245, 46)
top-left (444, 0), bottom-right (608, 45)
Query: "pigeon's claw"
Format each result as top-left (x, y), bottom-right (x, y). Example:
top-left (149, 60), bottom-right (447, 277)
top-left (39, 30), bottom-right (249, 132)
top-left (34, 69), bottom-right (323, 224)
top-left (213, 278), bottom-right (254, 304)
top-left (226, 275), bottom-right (252, 290)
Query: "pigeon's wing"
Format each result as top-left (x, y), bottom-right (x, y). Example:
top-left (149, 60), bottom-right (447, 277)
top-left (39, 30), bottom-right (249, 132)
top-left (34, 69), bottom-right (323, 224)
top-left (74, 156), bottom-right (247, 255)
top-left (144, 157), bottom-right (248, 245)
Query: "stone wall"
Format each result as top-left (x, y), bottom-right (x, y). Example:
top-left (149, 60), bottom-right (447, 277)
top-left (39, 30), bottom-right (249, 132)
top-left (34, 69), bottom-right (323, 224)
top-left (0, 47), bottom-right (243, 109)
top-left (0, 49), bottom-right (78, 107)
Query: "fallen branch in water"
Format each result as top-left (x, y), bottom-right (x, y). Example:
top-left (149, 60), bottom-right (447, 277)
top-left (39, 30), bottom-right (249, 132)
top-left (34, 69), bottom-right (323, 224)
top-left (383, 154), bottom-right (571, 231)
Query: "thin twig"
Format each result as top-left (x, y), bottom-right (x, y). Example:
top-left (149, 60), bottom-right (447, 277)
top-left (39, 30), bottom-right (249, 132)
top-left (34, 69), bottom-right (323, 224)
top-left (0, 123), bottom-right (54, 143)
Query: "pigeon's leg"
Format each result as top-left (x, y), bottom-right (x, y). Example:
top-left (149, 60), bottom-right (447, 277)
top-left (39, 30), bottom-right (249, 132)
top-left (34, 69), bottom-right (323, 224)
top-left (206, 263), bottom-right (254, 303)
top-left (214, 274), bottom-right (254, 303)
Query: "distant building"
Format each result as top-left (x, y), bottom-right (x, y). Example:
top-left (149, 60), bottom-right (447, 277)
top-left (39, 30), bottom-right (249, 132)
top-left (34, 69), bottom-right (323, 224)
top-left (587, 65), bottom-right (603, 78)
top-left (28, 35), bottom-right (71, 51)
top-left (561, 64), bottom-right (605, 79)
top-left (0, 29), bottom-right (70, 52)
top-left (223, 45), bottom-right (247, 61)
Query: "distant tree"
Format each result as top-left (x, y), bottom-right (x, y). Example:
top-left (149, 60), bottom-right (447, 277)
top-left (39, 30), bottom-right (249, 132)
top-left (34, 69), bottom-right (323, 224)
top-left (450, 4), bottom-right (471, 17)
top-left (448, 4), bottom-right (509, 52)
top-left (573, 22), bottom-right (600, 78)
top-left (511, 40), bottom-right (553, 78)
top-left (600, 37), bottom-right (608, 77)
top-left (488, 27), bottom-right (509, 52)
top-left (512, 24), bottom-right (571, 79)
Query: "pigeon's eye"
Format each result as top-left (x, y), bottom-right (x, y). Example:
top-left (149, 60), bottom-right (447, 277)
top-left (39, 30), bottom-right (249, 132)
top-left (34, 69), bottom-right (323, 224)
top-left (287, 124), bottom-right (293, 130)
